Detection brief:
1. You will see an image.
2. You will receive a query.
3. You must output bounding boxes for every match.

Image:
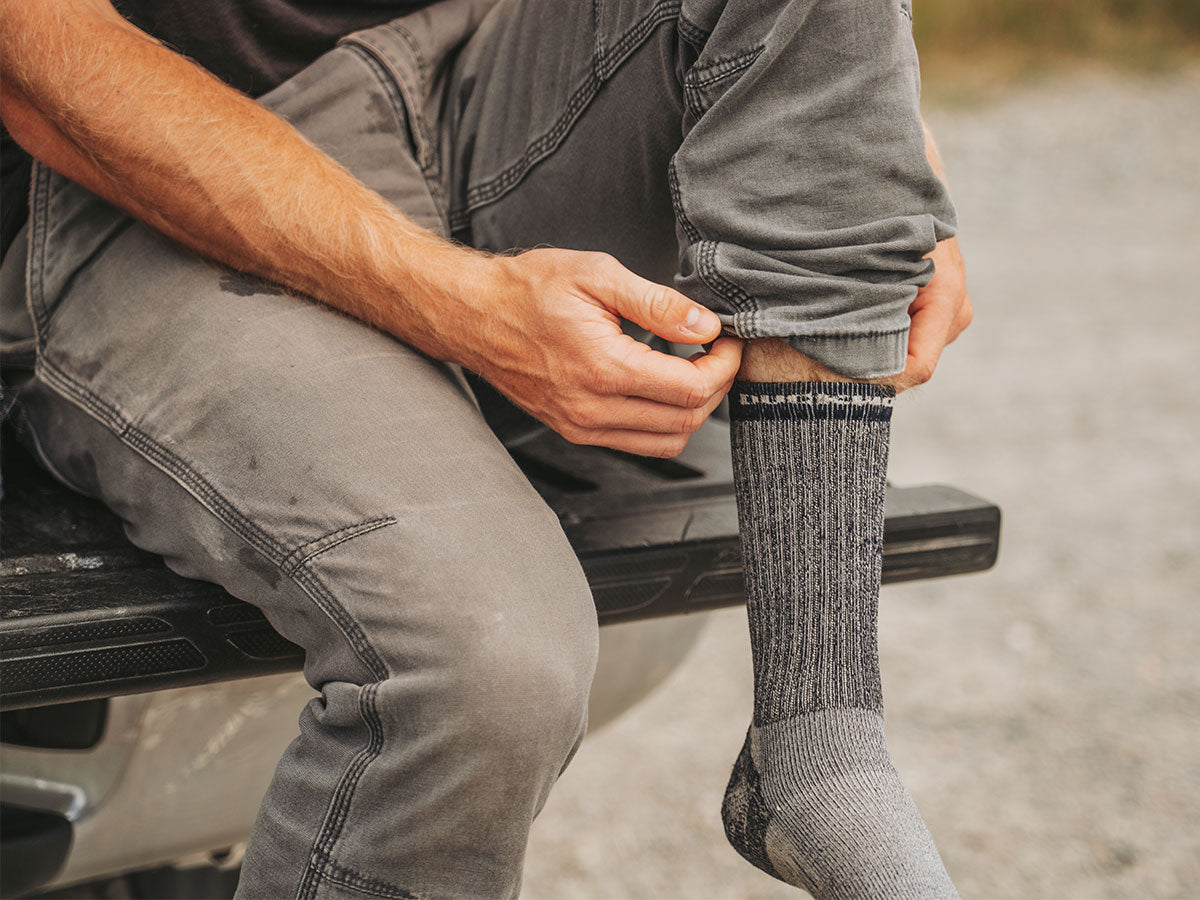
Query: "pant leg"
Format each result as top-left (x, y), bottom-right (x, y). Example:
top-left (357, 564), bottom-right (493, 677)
top-left (431, 0), bottom-right (956, 378)
top-left (9, 40), bottom-right (597, 900)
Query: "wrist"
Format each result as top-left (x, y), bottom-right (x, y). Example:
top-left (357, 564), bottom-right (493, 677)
top-left (355, 230), bottom-right (501, 367)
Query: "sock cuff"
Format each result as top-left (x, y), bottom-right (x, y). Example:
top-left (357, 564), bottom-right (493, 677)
top-left (728, 381), bottom-right (895, 424)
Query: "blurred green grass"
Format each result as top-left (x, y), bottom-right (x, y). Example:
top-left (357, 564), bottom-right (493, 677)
top-left (913, 0), bottom-right (1200, 100)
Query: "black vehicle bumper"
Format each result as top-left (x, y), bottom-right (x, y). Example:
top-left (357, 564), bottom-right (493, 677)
top-left (1, 419), bottom-right (999, 711)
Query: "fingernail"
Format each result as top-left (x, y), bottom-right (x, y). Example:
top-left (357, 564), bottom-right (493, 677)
top-left (684, 306), bottom-right (707, 332)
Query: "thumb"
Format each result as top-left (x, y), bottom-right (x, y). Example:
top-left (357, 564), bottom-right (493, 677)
top-left (601, 260), bottom-right (722, 345)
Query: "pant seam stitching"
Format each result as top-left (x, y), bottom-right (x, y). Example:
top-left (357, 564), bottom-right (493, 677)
top-left (697, 239), bottom-right (753, 313)
top-left (682, 45), bottom-right (763, 117)
top-left (297, 680), bottom-right (386, 899)
top-left (315, 851), bottom-right (419, 899)
top-left (676, 13), bottom-right (710, 49)
top-left (339, 42), bottom-right (450, 231)
top-left (385, 21), bottom-right (430, 84)
top-left (281, 516), bottom-right (398, 574)
top-left (33, 357), bottom-right (395, 900)
top-left (27, 164), bottom-right (52, 341)
top-left (668, 157), bottom-right (701, 246)
top-left (685, 46), bottom-right (764, 88)
top-left (343, 36), bottom-right (437, 164)
top-left (449, 0), bottom-right (682, 230)
top-left (593, 0), bottom-right (605, 61)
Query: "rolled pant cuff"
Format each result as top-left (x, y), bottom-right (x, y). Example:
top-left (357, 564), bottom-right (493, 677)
top-left (782, 330), bottom-right (908, 380)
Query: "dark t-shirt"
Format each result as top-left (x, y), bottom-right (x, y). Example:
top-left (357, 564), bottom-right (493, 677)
top-left (1, 0), bottom-right (432, 255)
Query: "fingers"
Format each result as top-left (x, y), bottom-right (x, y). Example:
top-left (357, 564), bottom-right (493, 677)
top-left (558, 387), bottom-right (731, 456)
top-left (692, 336), bottom-right (744, 384)
top-left (556, 338), bottom-right (741, 456)
top-left (616, 336), bottom-right (742, 407)
top-left (564, 426), bottom-right (695, 458)
top-left (949, 292), bottom-right (973, 343)
top-left (902, 290), bottom-right (958, 388)
top-left (578, 377), bottom-right (733, 434)
top-left (597, 255), bottom-right (722, 345)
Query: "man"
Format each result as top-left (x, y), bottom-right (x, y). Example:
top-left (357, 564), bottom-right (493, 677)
top-left (1, 0), bottom-right (971, 896)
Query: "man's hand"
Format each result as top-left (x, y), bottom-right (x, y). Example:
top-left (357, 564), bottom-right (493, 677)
top-left (894, 122), bottom-right (973, 390)
top-left (892, 235), bottom-right (972, 391)
top-left (468, 249), bottom-right (742, 458)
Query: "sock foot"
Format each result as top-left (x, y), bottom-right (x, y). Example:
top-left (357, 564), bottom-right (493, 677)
top-left (724, 710), bottom-right (958, 899)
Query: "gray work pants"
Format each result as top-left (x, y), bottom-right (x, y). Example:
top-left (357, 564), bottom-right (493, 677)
top-left (1, 0), bottom-right (952, 895)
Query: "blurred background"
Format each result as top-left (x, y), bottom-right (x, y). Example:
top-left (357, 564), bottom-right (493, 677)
top-left (523, 2), bottom-right (1200, 897)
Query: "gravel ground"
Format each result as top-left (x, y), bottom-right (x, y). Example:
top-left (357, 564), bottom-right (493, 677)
top-left (522, 69), bottom-right (1200, 899)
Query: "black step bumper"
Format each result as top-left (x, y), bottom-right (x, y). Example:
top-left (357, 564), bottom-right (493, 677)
top-left (1, 420), bottom-right (999, 710)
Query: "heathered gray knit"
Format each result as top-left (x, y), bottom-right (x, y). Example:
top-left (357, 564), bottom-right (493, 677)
top-left (722, 381), bottom-right (959, 900)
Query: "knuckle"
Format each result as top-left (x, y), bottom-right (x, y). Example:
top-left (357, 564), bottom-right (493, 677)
top-left (570, 404), bottom-right (601, 430)
top-left (683, 383), bottom-right (711, 409)
top-left (647, 288), bottom-right (676, 323)
top-left (538, 248), bottom-right (576, 276)
top-left (560, 423), bottom-right (589, 445)
top-left (648, 436), bottom-right (689, 458)
top-left (586, 358), bottom-right (623, 394)
top-left (661, 436), bottom-right (690, 458)
top-left (525, 247), bottom-right (556, 267)
top-left (578, 355), bottom-right (608, 386)
top-left (591, 251), bottom-right (619, 274)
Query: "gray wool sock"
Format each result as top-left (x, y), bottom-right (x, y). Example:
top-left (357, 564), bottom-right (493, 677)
top-left (721, 381), bottom-right (959, 900)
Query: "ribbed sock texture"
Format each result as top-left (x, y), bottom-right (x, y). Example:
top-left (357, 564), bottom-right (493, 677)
top-left (721, 381), bottom-right (959, 900)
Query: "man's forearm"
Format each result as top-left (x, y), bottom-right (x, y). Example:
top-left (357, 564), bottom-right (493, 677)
top-left (0, 0), bottom-right (489, 363)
